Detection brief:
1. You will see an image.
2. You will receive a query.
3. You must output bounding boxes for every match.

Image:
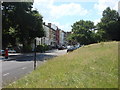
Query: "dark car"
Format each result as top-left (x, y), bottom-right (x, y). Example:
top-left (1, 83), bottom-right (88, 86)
top-left (58, 46), bottom-right (64, 50)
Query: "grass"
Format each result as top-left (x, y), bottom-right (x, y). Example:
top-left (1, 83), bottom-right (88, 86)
top-left (6, 41), bottom-right (118, 88)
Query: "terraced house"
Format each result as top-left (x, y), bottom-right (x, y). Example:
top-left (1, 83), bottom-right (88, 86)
top-left (36, 23), bottom-right (68, 48)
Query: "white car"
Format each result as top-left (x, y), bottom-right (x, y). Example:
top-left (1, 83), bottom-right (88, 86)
top-left (0, 50), bottom-right (5, 56)
top-left (8, 49), bottom-right (16, 53)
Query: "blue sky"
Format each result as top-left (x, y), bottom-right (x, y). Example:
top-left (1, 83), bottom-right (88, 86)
top-left (33, 0), bottom-right (119, 32)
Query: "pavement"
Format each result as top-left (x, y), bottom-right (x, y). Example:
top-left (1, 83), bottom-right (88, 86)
top-left (0, 56), bottom-right (4, 60)
top-left (0, 56), bottom-right (15, 61)
top-left (1, 49), bottom-right (66, 61)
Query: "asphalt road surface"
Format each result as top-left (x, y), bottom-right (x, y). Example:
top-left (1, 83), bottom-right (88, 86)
top-left (2, 49), bottom-right (67, 87)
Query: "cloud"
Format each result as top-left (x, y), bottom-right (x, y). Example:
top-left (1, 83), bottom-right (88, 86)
top-left (33, 1), bottom-right (88, 31)
top-left (43, 19), bottom-right (72, 31)
top-left (34, 0), bottom-right (98, 3)
top-left (33, 0), bottom-right (54, 19)
top-left (33, 1), bottom-right (88, 19)
top-left (94, 0), bottom-right (119, 15)
top-left (49, 3), bottom-right (88, 19)
top-left (93, 18), bottom-right (101, 25)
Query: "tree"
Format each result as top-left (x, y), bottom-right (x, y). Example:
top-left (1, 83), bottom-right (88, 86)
top-left (2, 2), bottom-right (45, 52)
top-left (67, 33), bottom-right (77, 45)
top-left (97, 7), bottom-right (120, 41)
top-left (71, 20), bottom-right (96, 45)
top-left (2, 2), bottom-right (34, 49)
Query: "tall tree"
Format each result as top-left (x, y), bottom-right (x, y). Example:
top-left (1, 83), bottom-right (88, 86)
top-left (71, 20), bottom-right (96, 45)
top-left (97, 7), bottom-right (120, 41)
top-left (2, 2), bottom-right (45, 51)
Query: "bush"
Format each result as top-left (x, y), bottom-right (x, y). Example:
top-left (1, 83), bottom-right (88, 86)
top-left (44, 44), bottom-right (50, 51)
top-left (36, 44), bottom-right (52, 53)
top-left (22, 45), bottom-right (32, 53)
top-left (36, 45), bottom-right (44, 53)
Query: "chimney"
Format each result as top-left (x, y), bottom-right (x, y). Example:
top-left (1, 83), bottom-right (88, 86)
top-left (48, 23), bottom-right (51, 28)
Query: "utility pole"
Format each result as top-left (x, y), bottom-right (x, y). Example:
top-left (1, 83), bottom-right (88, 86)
top-left (34, 39), bottom-right (37, 70)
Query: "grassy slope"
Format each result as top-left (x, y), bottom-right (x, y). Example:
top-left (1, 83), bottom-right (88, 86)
top-left (7, 41), bottom-right (118, 88)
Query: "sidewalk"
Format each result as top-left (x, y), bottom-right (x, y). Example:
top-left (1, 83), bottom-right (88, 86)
top-left (0, 56), bottom-right (4, 60)
top-left (0, 49), bottom-right (58, 61)
top-left (0, 56), bottom-right (15, 61)
top-left (8, 49), bottom-right (58, 56)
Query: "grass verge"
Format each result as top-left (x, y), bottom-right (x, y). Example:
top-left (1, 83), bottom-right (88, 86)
top-left (6, 41), bottom-right (118, 88)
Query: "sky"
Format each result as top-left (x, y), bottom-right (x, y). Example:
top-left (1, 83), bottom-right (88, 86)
top-left (33, 0), bottom-right (120, 32)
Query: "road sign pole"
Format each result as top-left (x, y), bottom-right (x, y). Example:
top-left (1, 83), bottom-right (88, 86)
top-left (34, 39), bottom-right (36, 70)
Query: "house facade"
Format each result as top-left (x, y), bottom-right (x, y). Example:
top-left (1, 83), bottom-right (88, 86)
top-left (118, 1), bottom-right (120, 16)
top-left (36, 22), bottom-right (69, 48)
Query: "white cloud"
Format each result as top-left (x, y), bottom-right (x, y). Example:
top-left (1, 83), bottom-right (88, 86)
top-left (93, 18), bottom-right (101, 25)
top-left (33, 1), bottom-right (88, 31)
top-left (94, 0), bottom-right (119, 15)
top-left (34, 0), bottom-right (98, 3)
top-left (49, 3), bottom-right (88, 19)
top-left (43, 19), bottom-right (72, 31)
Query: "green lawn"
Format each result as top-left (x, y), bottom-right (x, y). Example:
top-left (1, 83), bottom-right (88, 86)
top-left (6, 41), bottom-right (118, 88)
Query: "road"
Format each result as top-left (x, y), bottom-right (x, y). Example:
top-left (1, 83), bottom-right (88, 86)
top-left (1, 49), bottom-right (67, 87)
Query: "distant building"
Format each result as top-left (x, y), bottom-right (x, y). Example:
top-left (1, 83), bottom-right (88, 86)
top-left (36, 23), bottom-right (51, 46)
top-left (64, 32), bottom-right (68, 45)
top-left (56, 27), bottom-right (60, 46)
top-left (48, 23), bottom-right (57, 47)
top-left (36, 22), bottom-right (70, 48)
top-left (118, 1), bottom-right (120, 16)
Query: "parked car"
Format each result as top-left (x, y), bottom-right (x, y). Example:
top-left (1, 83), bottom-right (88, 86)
top-left (67, 46), bottom-right (75, 52)
top-left (8, 48), bottom-right (16, 53)
top-left (58, 46), bottom-right (64, 50)
top-left (0, 50), bottom-right (5, 56)
top-left (67, 45), bottom-right (80, 52)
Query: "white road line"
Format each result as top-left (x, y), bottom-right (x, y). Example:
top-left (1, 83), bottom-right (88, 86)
top-left (21, 67), bottom-right (27, 70)
top-left (3, 73), bottom-right (9, 76)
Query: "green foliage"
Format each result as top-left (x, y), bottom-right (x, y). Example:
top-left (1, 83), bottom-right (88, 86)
top-left (44, 44), bottom-right (50, 51)
top-left (97, 7), bottom-right (120, 41)
top-left (101, 7), bottom-right (119, 23)
top-left (67, 34), bottom-right (77, 45)
top-left (71, 20), bottom-right (96, 45)
top-left (69, 7), bottom-right (120, 45)
top-left (22, 45), bottom-right (32, 53)
top-left (2, 2), bottom-right (45, 51)
top-left (36, 44), bottom-right (51, 53)
top-left (36, 45), bottom-right (44, 53)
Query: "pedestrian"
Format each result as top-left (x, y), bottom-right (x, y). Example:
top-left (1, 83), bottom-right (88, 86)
top-left (5, 48), bottom-right (8, 59)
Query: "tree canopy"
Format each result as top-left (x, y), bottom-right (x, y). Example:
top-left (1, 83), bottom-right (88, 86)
top-left (2, 2), bottom-right (44, 52)
top-left (71, 20), bottom-right (96, 45)
top-left (97, 7), bottom-right (120, 41)
top-left (69, 7), bottom-right (120, 45)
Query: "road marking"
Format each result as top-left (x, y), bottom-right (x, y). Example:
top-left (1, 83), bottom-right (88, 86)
top-left (21, 67), bottom-right (27, 70)
top-left (3, 73), bottom-right (9, 76)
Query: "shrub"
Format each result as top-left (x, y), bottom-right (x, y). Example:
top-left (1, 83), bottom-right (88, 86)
top-left (22, 45), bottom-right (32, 53)
top-left (36, 45), bottom-right (44, 53)
top-left (36, 44), bottom-right (52, 53)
